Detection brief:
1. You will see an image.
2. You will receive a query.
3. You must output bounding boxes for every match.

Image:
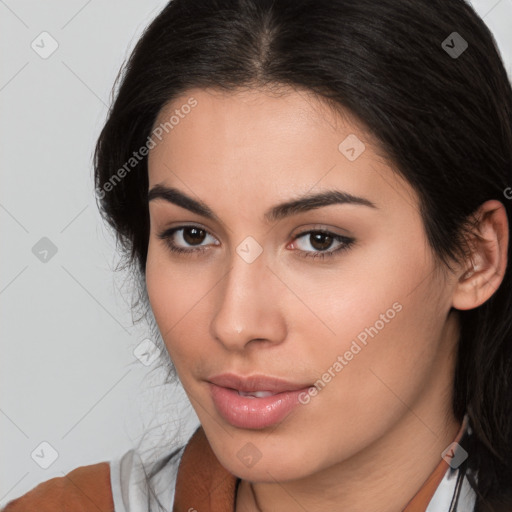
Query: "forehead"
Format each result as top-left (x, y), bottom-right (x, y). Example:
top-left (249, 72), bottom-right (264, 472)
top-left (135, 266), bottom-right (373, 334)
top-left (147, 86), bottom-right (413, 213)
top-left (151, 86), bottom-right (373, 152)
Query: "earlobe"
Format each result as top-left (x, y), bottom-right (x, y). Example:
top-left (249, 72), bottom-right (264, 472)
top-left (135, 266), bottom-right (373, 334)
top-left (451, 200), bottom-right (509, 311)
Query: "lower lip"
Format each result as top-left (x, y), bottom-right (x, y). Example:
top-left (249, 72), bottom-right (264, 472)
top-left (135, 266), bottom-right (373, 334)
top-left (208, 383), bottom-right (309, 429)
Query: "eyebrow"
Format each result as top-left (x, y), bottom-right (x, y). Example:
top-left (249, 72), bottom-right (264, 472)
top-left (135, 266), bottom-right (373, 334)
top-left (148, 184), bottom-right (377, 223)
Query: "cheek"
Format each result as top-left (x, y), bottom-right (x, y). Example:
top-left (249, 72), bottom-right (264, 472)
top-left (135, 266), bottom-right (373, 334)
top-left (145, 243), bottom-right (214, 367)
top-left (305, 266), bottom-right (447, 429)
top-left (290, 234), bottom-right (446, 403)
top-left (145, 244), bottom-right (184, 353)
top-left (283, 227), bottom-right (433, 355)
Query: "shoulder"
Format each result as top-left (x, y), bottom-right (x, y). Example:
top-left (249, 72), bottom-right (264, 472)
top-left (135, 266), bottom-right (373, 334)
top-left (2, 461), bottom-right (114, 512)
top-left (1, 444), bottom-right (187, 512)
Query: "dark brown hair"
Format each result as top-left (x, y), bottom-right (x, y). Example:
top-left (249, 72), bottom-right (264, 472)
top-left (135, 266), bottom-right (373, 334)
top-left (94, 1), bottom-right (512, 509)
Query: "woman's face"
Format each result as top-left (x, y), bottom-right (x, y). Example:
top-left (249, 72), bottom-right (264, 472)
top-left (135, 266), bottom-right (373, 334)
top-left (146, 87), bottom-right (460, 482)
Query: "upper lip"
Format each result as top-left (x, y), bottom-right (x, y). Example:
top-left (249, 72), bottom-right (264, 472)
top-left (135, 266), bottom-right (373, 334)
top-left (207, 373), bottom-right (311, 393)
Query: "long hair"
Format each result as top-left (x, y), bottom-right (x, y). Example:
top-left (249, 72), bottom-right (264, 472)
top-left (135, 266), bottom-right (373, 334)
top-left (94, 1), bottom-right (512, 509)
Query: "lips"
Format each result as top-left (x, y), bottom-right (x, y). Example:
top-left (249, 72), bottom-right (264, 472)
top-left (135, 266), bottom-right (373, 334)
top-left (207, 373), bottom-right (312, 429)
top-left (207, 373), bottom-right (310, 393)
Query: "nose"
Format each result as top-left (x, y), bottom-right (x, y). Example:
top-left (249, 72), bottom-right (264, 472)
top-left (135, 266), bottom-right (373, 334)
top-left (210, 244), bottom-right (287, 352)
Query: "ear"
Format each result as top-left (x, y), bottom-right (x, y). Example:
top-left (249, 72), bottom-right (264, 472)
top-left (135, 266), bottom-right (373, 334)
top-left (452, 200), bottom-right (509, 310)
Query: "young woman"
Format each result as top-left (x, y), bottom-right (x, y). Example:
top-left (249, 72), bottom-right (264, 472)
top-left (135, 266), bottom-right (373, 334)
top-left (4, 0), bottom-right (512, 511)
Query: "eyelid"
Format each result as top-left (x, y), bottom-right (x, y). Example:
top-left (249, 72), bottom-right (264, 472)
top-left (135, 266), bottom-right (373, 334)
top-left (159, 222), bottom-right (351, 241)
top-left (290, 223), bottom-right (353, 239)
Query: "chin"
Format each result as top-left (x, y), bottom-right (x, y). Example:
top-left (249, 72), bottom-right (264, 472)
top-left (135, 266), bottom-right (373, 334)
top-left (207, 430), bottom-right (322, 483)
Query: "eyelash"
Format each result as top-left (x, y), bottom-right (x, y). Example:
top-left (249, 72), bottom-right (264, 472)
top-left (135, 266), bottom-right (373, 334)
top-left (157, 225), bottom-right (355, 261)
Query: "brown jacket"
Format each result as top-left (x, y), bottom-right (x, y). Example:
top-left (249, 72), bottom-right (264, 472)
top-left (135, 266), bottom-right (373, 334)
top-left (2, 425), bottom-right (462, 512)
top-left (2, 461), bottom-right (114, 511)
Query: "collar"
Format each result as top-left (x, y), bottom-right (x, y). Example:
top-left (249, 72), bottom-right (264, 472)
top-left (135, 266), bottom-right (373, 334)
top-left (172, 416), bottom-right (468, 512)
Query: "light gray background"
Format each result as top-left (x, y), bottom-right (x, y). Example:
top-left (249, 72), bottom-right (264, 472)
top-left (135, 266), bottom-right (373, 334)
top-left (1, 0), bottom-right (511, 506)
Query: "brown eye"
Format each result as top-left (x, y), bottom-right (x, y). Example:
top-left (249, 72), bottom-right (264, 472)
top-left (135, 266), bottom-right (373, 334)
top-left (182, 227), bottom-right (207, 246)
top-left (308, 232), bottom-right (335, 251)
top-left (157, 225), bottom-right (219, 255)
top-left (292, 230), bottom-right (355, 260)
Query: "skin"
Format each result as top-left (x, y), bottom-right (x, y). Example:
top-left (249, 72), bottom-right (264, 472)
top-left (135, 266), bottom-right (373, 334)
top-left (145, 86), bottom-right (508, 511)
